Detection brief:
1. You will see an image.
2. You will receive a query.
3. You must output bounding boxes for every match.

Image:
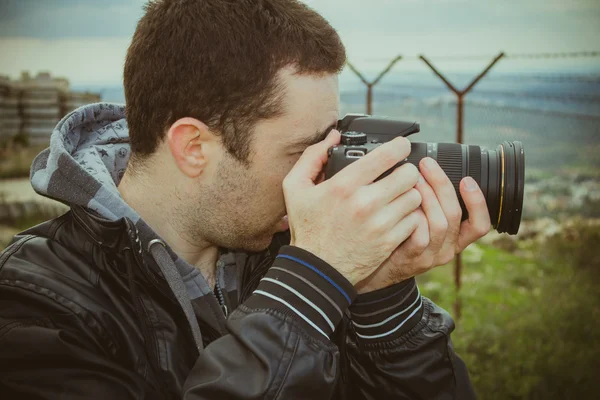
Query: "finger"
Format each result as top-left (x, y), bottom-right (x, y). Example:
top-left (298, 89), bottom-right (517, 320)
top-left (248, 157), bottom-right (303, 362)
top-left (396, 209), bottom-right (430, 260)
top-left (363, 163), bottom-right (420, 207)
top-left (369, 188), bottom-right (422, 232)
top-left (457, 176), bottom-right (491, 252)
top-left (284, 129), bottom-right (340, 189)
top-left (333, 136), bottom-right (411, 187)
top-left (419, 157), bottom-right (462, 247)
top-left (414, 174), bottom-right (448, 252)
top-left (384, 209), bottom-right (422, 251)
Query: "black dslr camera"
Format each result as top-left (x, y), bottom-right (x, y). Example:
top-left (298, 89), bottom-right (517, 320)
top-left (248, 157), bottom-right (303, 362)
top-left (324, 114), bottom-right (525, 235)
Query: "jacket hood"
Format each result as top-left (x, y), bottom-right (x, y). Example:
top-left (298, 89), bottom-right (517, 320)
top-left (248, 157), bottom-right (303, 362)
top-left (31, 102), bottom-right (136, 221)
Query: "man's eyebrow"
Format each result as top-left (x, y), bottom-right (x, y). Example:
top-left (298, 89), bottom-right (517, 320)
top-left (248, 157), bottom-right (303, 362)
top-left (292, 124), bottom-right (337, 147)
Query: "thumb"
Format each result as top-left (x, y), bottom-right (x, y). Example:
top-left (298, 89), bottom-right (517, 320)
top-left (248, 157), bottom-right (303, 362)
top-left (285, 129), bottom-right (340, 189)
top-left (457, 176), bottom-right (491, 251)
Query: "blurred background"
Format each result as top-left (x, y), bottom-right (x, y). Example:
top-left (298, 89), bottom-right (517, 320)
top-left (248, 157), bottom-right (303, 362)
top-left (1, 0), bottom-right (599, 398)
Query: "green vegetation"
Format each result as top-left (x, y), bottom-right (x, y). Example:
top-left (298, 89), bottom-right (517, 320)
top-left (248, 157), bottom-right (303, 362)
top-left (418, 220), bottom-right (600, 399)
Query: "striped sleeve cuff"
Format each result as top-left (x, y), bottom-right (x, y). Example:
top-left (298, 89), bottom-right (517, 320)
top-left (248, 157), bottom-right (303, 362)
top-left (243, 245), bottom-right (357, 340)
top-left (349, 278), bottom-right (424, 343)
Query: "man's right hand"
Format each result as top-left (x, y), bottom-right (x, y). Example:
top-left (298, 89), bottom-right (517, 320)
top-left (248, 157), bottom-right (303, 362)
top-left (282, 129), bottom-right (422, 286)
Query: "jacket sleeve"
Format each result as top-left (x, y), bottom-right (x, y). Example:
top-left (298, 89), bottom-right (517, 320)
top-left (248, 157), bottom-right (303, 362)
top-left (182, 245), bottom-right (358, 399)
top-left (339, 278), bottom-right (476, 400)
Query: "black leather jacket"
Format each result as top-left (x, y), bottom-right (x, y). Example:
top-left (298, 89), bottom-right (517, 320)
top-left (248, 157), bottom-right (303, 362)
top-left (0, 206), bottom-right (476, 399)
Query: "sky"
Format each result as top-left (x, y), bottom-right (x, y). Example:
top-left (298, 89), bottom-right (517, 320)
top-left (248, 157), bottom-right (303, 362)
top-left (0, 0), bottom-right (599, 86)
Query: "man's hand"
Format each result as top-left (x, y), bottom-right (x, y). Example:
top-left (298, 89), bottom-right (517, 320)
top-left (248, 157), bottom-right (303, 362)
top-left (355, 157), bottom-right (492, 294)
top-left (283, 130), bottom-right (423, 286)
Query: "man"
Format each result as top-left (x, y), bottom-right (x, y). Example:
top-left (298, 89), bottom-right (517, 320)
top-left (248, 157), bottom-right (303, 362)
top-left (0, 0), bottom-right (490, 398)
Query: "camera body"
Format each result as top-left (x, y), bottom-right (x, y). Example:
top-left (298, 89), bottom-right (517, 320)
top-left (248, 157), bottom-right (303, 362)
top-left (324, 114), bottom-right (424, 180)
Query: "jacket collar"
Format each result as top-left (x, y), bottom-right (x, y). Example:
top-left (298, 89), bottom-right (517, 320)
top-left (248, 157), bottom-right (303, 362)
top-left (70, 205), bottom-right (132, 252)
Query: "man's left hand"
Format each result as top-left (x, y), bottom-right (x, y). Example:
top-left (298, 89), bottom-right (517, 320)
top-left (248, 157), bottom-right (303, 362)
top-left (356, 157), bottom-right (492, 294)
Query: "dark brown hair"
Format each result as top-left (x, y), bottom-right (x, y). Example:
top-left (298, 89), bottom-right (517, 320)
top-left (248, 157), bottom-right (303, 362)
top-left (124, 0), bottom-right (346, 165)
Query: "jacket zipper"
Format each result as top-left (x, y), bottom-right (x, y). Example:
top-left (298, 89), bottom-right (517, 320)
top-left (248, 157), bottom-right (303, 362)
top-left (215, 260), bottom-right (228, 317)
top-left (123, 227), bottom-right (170, 397)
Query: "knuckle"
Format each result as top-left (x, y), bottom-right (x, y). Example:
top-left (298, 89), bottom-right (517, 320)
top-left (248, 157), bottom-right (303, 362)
top-left (398, 163), bottom-right (419, 183)
top-left (447, 223), bottom-right (461, 240)
top-left (404, 247), bottom-right (421, 260)
top-left (440, 253), bottom-right (455, 265)
top-left (419, 256), bottom-right (436, 271)
top-left (378, 147), bottom-right (399, 166)
top-left (414, 234), bottom-right (430, 250)
top-left (408, 188), bottom-right (422, 208)
top-left (282, 176), bottom-right (294, 193)
top-left (382, 236), bottom-right (399, 254)
top-left (476, 222), bottom-right (491, 237)
top-left (352, 194), bottom-right (375, 218)
top-left (409, 209), bottom-right (424, 228)
top-left (391, 136), bottom-right (410, 155)
top-left (446, 206), bottom-right (462, 222)
top-left (414, 262), bottom-right (431, 274)
top-left (406, 163), bottom-right (420, 182)
top-left (431, 218), bottom-right (448, 236)
top-left (307, 142), bottom-right (323, 154)
top-left (367, 218), bottom-right (387, 236)
top-left (329, 179), bottom-right (351, 198)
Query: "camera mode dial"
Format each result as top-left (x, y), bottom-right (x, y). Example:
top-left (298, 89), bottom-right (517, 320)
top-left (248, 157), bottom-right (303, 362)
top-left (341, 131), bottom-right (367, 146)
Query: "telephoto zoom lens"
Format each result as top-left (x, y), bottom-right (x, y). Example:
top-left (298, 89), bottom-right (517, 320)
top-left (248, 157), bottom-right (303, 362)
top-left (406, 141), bottom-right (525, 234)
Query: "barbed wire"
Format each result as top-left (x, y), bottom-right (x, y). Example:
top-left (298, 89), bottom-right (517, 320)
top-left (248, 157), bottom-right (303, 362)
top-left (470, 89), bottom-right (600, 104)
top-left (356, 51), bottom-right (600, 62)
top-left (372, 85), bottom-right (600, 104)
top-left (506, 51), bottom-right (600, 59)
top-left (485, 74), bottom-right (600, 84)
top-left (465, 102), bottom-right (600, 121)
top-left (351, 72), bottom-right (600, 84)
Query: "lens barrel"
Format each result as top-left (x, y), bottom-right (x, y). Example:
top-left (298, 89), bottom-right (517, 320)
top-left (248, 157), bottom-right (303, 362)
top-left (406, 141), bottom-right (525, 234)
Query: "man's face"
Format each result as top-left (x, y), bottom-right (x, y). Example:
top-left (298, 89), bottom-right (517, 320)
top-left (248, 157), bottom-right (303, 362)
top-left (189, 68), bottom-right (340, 252)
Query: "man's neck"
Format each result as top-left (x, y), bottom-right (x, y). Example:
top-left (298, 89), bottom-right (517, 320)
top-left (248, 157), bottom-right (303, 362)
top-left (118, 169), bottom-right (219, 287)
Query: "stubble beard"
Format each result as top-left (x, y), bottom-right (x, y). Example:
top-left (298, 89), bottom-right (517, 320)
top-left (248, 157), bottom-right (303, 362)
top-left (179, 165), bottom-right (276, 253)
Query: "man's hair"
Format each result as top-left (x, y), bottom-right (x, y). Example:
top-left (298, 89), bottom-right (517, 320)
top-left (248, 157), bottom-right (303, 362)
top-left (124, 0), bottom-right (346, 166)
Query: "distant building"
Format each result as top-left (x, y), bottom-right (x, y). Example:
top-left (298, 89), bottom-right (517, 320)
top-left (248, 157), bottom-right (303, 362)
top-left (0, 71), bottom-right (101, 146)
top-left (0, 75), bottom-right (22, 145)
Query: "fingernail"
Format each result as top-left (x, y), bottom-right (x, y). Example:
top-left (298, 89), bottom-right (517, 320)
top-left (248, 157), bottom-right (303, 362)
top-left (417, 174), bottom-right (425, 185)
top-left (423, 157), bottom-right (437, 171)
top-left (464, 176), bottom-right (478, 191)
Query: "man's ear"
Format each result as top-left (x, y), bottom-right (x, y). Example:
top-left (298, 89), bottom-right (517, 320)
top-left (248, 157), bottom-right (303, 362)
top-left (167, 118), bottom-right (216, 178)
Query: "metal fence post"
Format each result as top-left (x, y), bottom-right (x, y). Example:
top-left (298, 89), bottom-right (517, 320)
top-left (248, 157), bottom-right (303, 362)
top-left (419, 52), bottom-right (505, 318)
top-left (346, 56), bottom-right (403, 114)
